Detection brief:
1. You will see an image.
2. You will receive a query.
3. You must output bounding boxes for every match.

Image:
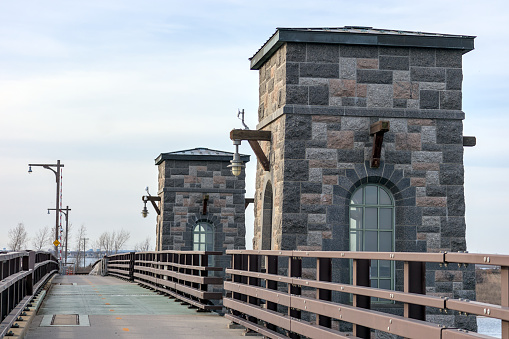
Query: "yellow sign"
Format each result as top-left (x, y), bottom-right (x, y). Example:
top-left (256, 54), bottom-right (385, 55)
top-left (53, 240), bottom-right (60, 246)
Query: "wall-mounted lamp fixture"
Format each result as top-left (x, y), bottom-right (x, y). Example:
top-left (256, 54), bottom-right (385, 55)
top-left (141, 186), bottom-right (161, 218)
top-left (227, 139), bottom-right (245, 176)
top-left (229, 129), bottom-right (271, 175)
top-left (228, 109), bottom-right (271, 176)
top-left (141, 202), bottom-right (149, 218)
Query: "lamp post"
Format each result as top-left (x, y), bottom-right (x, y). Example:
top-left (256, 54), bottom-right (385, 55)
top-left (48, 206), bottom-right (71, 265)
top-left (28, 160), bottom-right (64, 255)
top-left (81, 237), bottom-right (89, 268)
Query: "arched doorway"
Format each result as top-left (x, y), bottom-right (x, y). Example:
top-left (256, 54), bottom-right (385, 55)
top-left (261, 181), bottom-right (273, 250)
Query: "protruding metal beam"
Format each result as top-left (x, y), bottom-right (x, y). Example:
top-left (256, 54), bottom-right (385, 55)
top-left (142, 196), bottom-right (161, 215)
top-left (230, 129), bottom-right (271, 141)
top-left (369, 120), bottom-right (390, 136)
top-left (244, 198), bottom-right (254, 209)
top-left (248, 140), bottom-right (270, 171)
top-left (230, 129), bottom-right (271, 172)
top-left (463, 136), bottom-right (476, 147)
top-left (202, 194), bottom-right (209, 215)
top-left (370, 121), bottom-right (390, 168)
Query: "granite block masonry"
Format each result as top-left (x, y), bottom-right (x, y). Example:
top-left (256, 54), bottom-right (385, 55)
top-left (154, 148), bottom-right (249, 253)
top-left (249, 27), bottom-right (476, 331)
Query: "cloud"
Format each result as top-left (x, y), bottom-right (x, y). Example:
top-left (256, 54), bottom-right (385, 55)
top-left (1, 0), bottom-right (509, 254)
top-left (465, 166), bottom-right (509, 254)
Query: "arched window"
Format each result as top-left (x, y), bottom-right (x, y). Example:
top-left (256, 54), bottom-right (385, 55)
top-left (193, 222), bottom-right (214, 251)
top-left (349, 184), bottom-right (395, 295)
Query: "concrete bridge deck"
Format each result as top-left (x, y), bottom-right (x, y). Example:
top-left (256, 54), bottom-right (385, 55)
top-left (24, 275), bottom-right (244, 339)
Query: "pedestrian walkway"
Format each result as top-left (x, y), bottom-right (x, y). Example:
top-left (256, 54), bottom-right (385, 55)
top-left (25, 275), bottom-right (245, 339)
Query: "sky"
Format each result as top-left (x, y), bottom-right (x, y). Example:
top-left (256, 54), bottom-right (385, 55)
top-left (1, 0), bottom-right (508, 254)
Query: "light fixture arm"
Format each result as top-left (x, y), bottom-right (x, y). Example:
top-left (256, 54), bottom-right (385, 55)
top-left (142, 195), bottom-right (161, 215)
top-left (29, 162), bottom-right (63, 181)
top-left (48, 207), bottom-right (71, 218)
top-left (230, 129), bottom-right (271, 171)
top-left (43, 165), bottom-right (58, 180)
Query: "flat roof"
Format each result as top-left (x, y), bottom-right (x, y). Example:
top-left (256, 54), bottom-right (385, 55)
top-left (250, 26), bottom-right (475, 70)
top-left (155, 147), bottom-right (250, 165)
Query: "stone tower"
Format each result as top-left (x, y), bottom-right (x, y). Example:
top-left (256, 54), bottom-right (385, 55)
top-left (250, 27), bottom-right (476, 329)
top-left (154, 148), bottom-right (250, 253)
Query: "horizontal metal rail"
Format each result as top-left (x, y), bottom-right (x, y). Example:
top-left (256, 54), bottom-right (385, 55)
top-left (224, 250), bottom-right (509, 339)
top-left (106, 250), bottom-right (224, 311)
top-left (0, 251), bottom-right (58, 337)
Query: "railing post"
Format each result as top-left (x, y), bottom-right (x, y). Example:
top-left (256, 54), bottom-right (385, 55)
top-left (198, 253), bottom-right (208, 306)
top-left (317, 257), bottom-right (332, 328)
top-left (404, 261), bottom-right (426, 320)
top-left (353, 258), bottom-right (370, 339)
top-left (502, 265), bottom-right (509, 339)
top-left (200, 254), bottom-right (208, 293)
top-left (22, 253), bottom-right (29, 271)
top-left (25, 252), bottom-right (35, 295)
top-left (129, 252), bottom-right (135, 281)
top-left (1, 266), bottom-right (4, 322)
top-left (288, 256), bottom-right (302, 339)
top-left (185, 253), bottom-right (192, 287)
top-left (102, 255), bottom-right (108, 276)
top-left (2, 259), bottom-right (7, 280)
top-left (179, 253), bottom-right (184, 288)
top-left (247, 254), bottom-right (260, 326)
top-left (231, 253), bottom-right (242, 317)
top-left (240, 254), bottom-right (248, 304)
top-left (265, 255), bottom-right (278, 331)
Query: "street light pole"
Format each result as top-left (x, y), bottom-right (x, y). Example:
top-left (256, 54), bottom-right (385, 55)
top-left (81, 237), bottom-right (89, 268)
top-left (29, 160), bottom-right (64, 255)
top-left (48, 206), bottom-right (71, 265)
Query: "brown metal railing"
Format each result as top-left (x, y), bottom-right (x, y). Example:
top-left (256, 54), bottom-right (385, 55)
top-left (106, 250), bottom-right (224, 311)
top-left (0, 251), bottom-right (58, 337)
top-left (106, 252), bottom-right (133, 281)
top-left (224, 250), bottom-right (506, 339)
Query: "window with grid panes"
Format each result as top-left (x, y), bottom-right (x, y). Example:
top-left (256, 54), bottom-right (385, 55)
top-left (349, 184), bottom-right (395, 301)
top-left (193, 222), bottom-right (214, 251)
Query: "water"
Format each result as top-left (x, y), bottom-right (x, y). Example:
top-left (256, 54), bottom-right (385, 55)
top-left (478, 317), bottom-right (501, 338)
top-left (65, 257), bottom-right (99, 267)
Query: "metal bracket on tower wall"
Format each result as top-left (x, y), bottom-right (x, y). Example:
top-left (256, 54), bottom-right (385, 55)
top-left (142, 195), bottom-right (161, 215)
top-left (369, 121), bottom-right (390, 168)
top-left (230, 129), bottom-right (271, 171)
top-left (202, 194), bottom-right (209, 215)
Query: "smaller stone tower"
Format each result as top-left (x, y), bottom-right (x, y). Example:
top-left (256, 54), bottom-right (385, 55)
top-left (154, 148), bottom-right (250, 253)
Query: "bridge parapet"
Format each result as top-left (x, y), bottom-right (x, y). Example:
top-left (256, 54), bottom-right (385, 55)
top-left (224, 250), bottom-right (506, 339)
top-left (106, 250), bottom-right (224, 311)
top-left (0, 251), bottom-right (58, 337)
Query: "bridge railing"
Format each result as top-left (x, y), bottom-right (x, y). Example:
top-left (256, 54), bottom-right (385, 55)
top-left (106, 250), bottom-right (224, 311)
top-left (0, 251), bottom-right (58, 337)
top-left (224, 250), bottom-right (507, 339)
